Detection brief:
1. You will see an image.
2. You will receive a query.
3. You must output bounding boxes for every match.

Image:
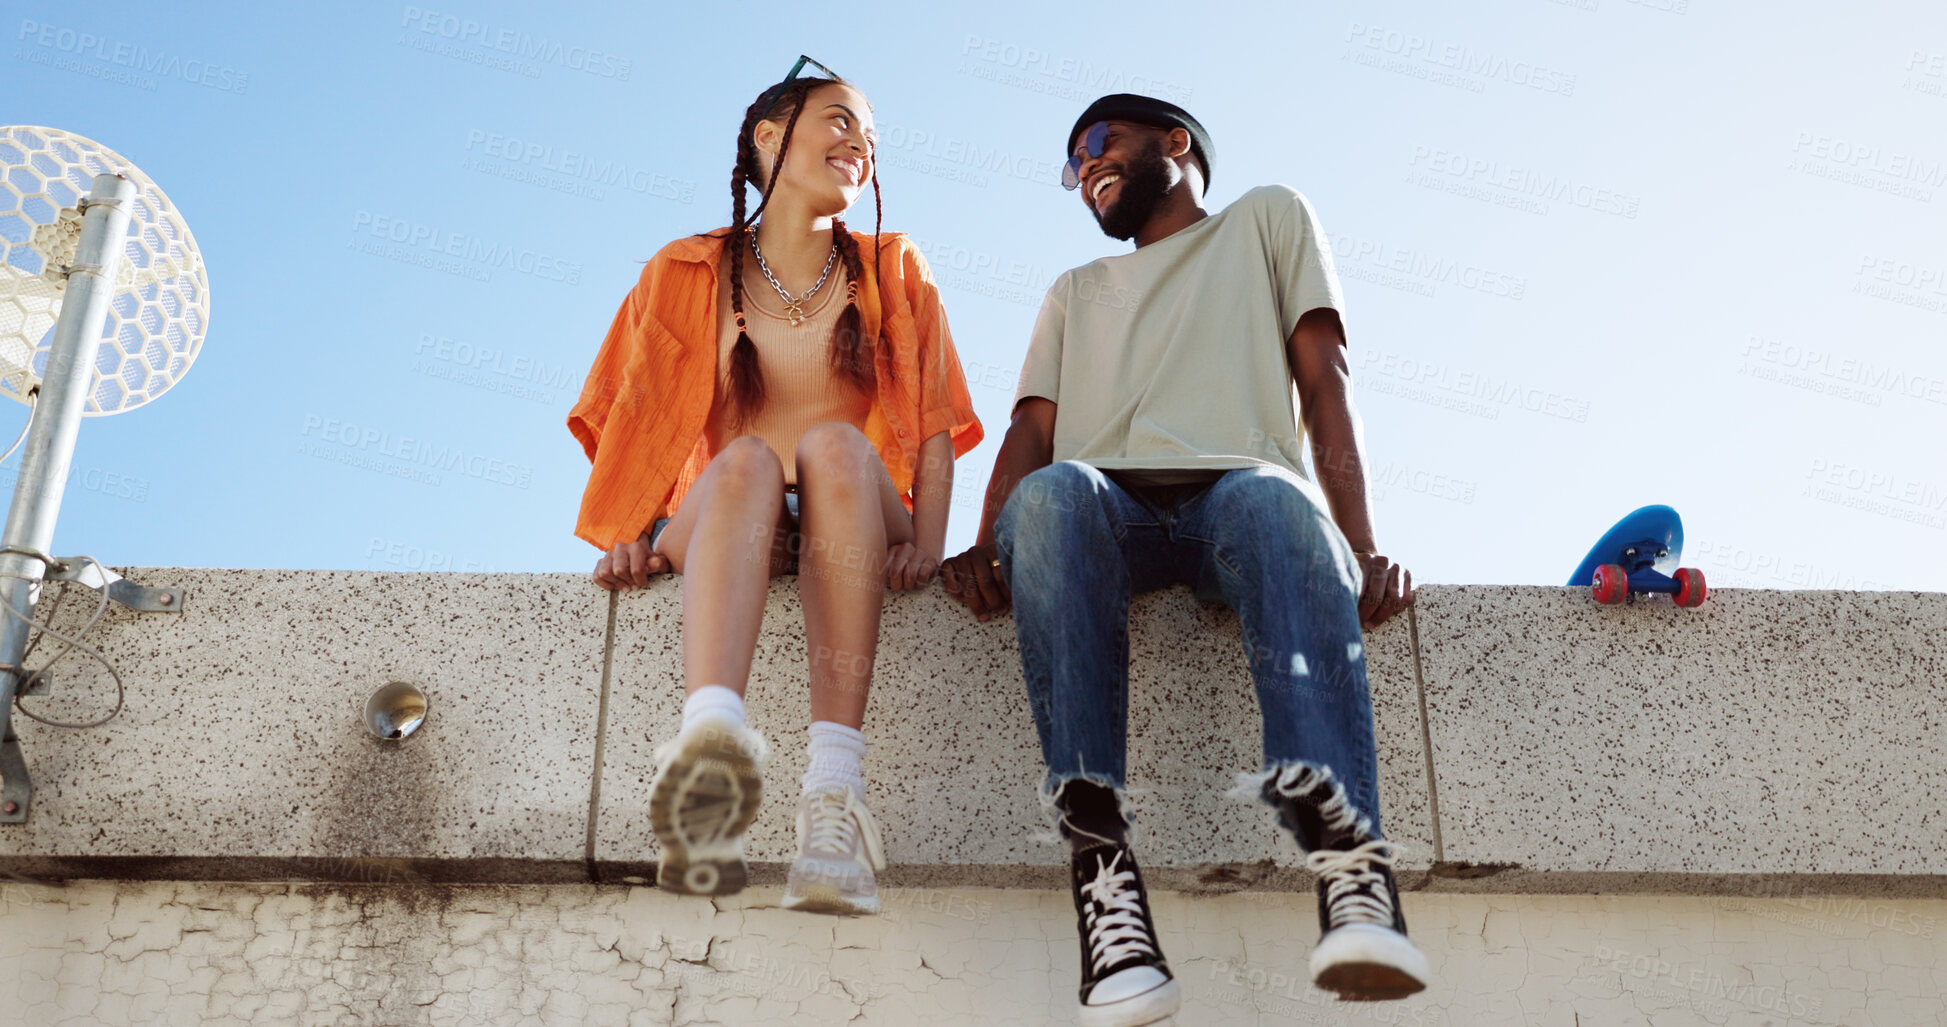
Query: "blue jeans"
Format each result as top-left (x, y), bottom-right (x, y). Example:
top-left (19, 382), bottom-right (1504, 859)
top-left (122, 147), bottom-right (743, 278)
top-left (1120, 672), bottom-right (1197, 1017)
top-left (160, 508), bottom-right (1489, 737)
top-left (994, 461), bottom-right (1385, 841)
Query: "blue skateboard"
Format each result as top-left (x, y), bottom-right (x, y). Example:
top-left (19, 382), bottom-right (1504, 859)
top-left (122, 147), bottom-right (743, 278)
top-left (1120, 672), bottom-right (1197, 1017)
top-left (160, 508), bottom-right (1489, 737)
top-left (1568, 504), bottom-right (1707, 607)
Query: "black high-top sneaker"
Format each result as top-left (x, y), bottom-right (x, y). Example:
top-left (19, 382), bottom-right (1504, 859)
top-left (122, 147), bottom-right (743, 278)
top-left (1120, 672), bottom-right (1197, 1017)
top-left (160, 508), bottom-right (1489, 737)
top-left (1261, 764), bottom-right (1430, 1001)
top-left (1069, 841), bottom-right (1180, 1027)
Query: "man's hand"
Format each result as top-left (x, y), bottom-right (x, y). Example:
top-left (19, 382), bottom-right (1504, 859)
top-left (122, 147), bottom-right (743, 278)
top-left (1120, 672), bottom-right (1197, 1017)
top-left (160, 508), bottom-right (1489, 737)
top-left (884, 542), bottom-right (940, 592)
top-left (1354, 551), bottom-right (1413, 630)
top-left (940, 542), bottom-right (1012, 621)
top-left (593, 531), bottom-right (670, 590)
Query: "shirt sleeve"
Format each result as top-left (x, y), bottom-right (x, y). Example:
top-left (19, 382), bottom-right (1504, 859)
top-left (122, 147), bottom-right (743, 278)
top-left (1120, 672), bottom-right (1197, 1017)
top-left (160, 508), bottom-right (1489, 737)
top-left (1013, 271), bottom-right (1071, 408)
top-left (566, 281), bottom-right (644, 463)
top-left (903, 246), bottom-right (985, 456)
top-left (1268, 186), bottom-right (1346, 342)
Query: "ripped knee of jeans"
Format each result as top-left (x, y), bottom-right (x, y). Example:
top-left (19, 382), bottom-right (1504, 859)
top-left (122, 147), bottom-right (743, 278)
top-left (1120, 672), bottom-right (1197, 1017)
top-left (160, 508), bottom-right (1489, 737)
top-left (1038, 772), bottom-right (1136, 849)
top-left (1229, 760), bottom-right (1376, 853)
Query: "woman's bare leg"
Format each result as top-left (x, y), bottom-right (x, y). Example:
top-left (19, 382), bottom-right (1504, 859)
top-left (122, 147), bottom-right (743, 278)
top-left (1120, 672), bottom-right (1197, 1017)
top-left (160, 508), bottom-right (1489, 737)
top-left (792, 422), bottom-right (916, 728)
top-left (652, 436), bottom-right (795, 699)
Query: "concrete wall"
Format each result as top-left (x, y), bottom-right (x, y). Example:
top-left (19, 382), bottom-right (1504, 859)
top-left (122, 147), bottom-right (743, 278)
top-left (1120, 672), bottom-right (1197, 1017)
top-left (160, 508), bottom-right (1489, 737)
top-left (2, 568), bottom-right (1434, 887)
top-left (2, 880), bottom-right (1940, 1026)
top-left (1, 571), bottom-right (1943, 1024)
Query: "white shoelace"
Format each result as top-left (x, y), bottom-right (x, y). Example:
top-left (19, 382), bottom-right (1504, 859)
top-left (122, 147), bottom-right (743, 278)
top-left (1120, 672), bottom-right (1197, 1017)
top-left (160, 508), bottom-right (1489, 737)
top-left (804, 789), bottom-right (886, 871)
top-left (1306, 839), bottom-right (1399, 930)
top-left (1079, 850), bottom-right (1158, 973)
top-left (1266, 763), bottom-right (1361, 837)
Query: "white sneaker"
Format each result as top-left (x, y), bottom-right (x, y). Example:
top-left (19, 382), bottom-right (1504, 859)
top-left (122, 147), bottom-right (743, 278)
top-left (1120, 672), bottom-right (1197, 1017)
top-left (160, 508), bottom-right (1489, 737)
top-left (782, 788), bottom-right (886, 915)
top-left (648, 716), bottom-right (767, 896)
top-left (1307, 840), bottom-right (1431, 1000)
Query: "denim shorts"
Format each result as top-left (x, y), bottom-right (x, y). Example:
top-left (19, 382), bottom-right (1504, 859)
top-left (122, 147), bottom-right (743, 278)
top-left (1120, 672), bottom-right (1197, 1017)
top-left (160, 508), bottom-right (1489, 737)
top-left (648, 490), bottom-right (800, 559)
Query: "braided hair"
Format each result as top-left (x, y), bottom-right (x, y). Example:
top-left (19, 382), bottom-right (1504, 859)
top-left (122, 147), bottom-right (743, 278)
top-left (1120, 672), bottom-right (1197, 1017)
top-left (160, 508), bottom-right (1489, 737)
top-left (718, 76), bottom-right (884, 427)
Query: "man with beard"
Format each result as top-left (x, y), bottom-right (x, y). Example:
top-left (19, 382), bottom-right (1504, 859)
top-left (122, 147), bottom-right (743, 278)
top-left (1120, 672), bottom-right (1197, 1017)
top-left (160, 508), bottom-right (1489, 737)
top-left (940, 94), bottom-right (1427, 1026)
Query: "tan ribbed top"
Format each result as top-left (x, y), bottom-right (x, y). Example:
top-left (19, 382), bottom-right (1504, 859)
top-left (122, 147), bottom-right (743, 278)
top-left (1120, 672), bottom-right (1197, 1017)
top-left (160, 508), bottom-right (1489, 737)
top-left (704, 250), bottom-right (872, 484)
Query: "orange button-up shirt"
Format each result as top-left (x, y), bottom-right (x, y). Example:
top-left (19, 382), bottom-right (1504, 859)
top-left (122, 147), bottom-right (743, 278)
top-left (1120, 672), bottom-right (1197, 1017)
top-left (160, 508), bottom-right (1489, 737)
top-left (568, 230), bottom-right (985, 551)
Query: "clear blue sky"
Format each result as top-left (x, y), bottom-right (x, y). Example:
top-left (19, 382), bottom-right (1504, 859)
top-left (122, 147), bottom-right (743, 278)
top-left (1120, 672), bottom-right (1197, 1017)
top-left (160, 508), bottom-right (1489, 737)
top-left (5, 0), bottom-right (1944, 589)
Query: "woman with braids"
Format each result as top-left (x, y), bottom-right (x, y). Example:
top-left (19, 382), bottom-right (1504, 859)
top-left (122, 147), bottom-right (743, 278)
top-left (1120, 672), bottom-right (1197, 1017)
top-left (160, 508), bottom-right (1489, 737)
top-left (567, 57), bottom-right (983, 915)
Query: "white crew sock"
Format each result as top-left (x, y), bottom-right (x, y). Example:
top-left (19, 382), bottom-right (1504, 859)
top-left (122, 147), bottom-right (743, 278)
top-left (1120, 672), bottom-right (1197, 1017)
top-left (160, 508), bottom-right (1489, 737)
top-left (681, 685), bottom-right (746, 732)
top-left (802, 721), bottom-right (866, 799)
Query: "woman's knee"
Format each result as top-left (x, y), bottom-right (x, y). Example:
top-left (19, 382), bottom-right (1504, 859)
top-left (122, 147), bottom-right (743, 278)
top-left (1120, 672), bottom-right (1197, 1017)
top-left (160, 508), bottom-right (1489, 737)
top-left (795, 421), bottom-right (874, 483)
top-left (707, 437), bottom-right (786, 503)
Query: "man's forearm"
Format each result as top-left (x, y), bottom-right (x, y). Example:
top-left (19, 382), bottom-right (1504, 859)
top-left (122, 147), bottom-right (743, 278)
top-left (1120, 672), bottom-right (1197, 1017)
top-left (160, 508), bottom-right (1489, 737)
top-left (975, 419), bottom-right (1053, 546)
top-left (1305, 388), bottom-right (1379, 554)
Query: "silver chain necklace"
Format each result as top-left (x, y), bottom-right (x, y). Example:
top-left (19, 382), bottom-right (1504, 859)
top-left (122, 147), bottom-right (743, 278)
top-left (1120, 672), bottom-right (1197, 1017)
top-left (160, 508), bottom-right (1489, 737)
top-left (747, 224), bottom-right (838, 326)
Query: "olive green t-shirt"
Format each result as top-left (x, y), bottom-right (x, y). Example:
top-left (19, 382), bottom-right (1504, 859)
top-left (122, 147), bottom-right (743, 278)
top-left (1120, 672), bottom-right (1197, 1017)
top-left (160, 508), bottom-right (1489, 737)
top-left (1013, 184), bottom-right (1344, 486)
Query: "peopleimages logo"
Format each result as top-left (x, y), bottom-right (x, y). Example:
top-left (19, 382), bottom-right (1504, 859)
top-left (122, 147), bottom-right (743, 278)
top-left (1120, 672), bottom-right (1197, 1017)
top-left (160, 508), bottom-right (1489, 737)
top-left (1344, 22), bottom-right (1576, 96)
top-left (959, 36), bottom-right (1193, 104)
top-left (1805, 459), bottom-right (1945, 511)
top-left (1791, 133), bottom-right (1947, 186)
top-left (1690, 539), bottom-right (1890, 590)
top-left (1329, 232), bottom-right (1528, 300)
top-left (413, 334), bottom-right (580, 390)
top-left (1905, 50), bottom-right (1946, 99)
top-left (410, 332), bottom-right (579, 406)
top-left (349, 211), bottom-right (582, 285)
top-left (908, 238), bottom-right (1057, 291)
top-left (875, 123), bottom-right (1064, 189)
top-left (366, 537), bottom-right (495, 573)
top-left (1856, 254), bottom-right (1947, 295)
top-left (1788, 132), bottom-right (1945, 204)
top-left (1854, 253), bottom-right (1947, 314)
top-left (462, 130), bottom-right (695, 203)
top-left (1359, 350), bottom-right (1589, 421)
top-left (398, 7), bottom-right (630, 79)
top-left (16, 19), bottom-right (249, 93)
top-left (1586, 947), bottom-right (1821, 1019)
top-left (1408, 146), bottom-right (1640, 219)
top-left (0, 462), bottom-right (148, 503)
top-left (300, 415), bottom-right (532, 489)
top-left (1740, 334), bottom-right (1946, 407)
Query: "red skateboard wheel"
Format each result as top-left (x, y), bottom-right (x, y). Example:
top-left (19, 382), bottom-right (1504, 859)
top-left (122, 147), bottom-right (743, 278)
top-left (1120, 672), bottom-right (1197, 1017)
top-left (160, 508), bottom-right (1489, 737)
top-left (1592, 564), bottom-right (1629, 605)
top-left (1674, 567), bottom-right (1707, 607)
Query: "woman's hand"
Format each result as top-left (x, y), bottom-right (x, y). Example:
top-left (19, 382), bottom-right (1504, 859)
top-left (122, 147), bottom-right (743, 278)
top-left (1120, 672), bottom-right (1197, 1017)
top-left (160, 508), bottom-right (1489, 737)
top-left (594, 531), bottom-right (670, 590)
top-left (883, 542), bottom-right (940, 591)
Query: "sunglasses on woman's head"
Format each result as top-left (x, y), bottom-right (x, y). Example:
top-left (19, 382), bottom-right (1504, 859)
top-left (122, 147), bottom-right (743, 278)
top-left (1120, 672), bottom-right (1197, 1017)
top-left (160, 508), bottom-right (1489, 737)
top-left (760, 54), bottom-right (842, 116)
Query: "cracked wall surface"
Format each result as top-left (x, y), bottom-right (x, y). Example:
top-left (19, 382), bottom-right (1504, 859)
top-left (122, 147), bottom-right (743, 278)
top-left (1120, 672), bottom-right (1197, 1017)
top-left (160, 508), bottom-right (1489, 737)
top-left (1, 880), bottom-right (1940, 1026)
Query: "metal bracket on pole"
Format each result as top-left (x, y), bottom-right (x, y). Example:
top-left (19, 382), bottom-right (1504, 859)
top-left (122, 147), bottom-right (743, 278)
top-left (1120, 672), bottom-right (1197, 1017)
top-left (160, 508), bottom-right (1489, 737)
top-left (43, 560), bottom-right (186, 613)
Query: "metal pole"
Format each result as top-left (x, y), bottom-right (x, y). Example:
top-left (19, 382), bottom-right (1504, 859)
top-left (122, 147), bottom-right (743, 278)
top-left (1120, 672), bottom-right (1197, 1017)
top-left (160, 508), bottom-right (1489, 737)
top-left (0, 173), bottom-right (134, 823)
